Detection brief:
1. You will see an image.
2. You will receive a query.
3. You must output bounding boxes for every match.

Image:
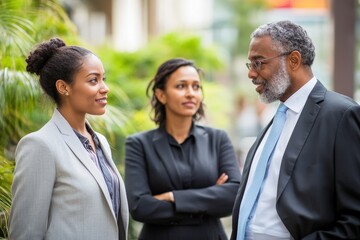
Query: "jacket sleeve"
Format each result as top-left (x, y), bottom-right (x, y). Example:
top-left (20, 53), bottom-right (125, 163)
top-left (125, 135), bottom-right (188, 224)
top-left (173, 130), bottom-right (241, 218)
top-left (9, 134), bottom-right (56, 240)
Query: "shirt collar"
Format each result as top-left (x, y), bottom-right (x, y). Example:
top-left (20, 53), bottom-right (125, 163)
top-left (73, 123), bottom-right (99, 146)
top-left (283, 77), bottom-right (317, 114)
top-left (166, 121), bottom-right (196, 145)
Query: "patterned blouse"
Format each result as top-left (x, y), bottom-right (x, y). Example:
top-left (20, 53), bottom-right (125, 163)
top-left (74, 124), bottom-right (120, 219)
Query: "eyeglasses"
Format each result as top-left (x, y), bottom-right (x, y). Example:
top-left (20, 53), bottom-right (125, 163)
top-left (245, 51), bottom-right (293, 71)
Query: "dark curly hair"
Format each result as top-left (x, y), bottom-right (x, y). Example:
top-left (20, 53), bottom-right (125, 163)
top-left (26, 38), bottom-right (94, 105)
top-left (146, 58), bottom-right (205, 126)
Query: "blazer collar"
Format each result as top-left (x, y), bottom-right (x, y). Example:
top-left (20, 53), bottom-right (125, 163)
top-left (277, 80), bottom-right (326, 199)
top-left (152, 123), bottom-right (208, 143)
top-left (50, 109), bottom-right (117, 221)
top-left (152, 127), bottom-right (181, 188)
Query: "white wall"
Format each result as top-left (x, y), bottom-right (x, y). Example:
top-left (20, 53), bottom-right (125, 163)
top-left (112, 0), bottom-right (147, 51)
top-left (112, 0), bottom-right (214, 51)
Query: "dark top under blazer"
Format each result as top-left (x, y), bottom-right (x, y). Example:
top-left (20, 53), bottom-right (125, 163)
top-left (125, 125), bottom-right (241, 240)
top-left (231, 81), bottom-right (360, 240)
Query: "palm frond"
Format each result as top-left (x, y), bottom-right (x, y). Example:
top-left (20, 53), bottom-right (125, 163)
top-left (0, 186), bottom-right (11, 239)
top-left (0, 68), bottom-right (41, 142)
top-left (0, 155), bottom-right (14, 239)
top-left (0, 0), bottom-right (34, 68)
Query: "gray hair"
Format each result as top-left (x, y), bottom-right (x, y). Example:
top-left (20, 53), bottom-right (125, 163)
top-left (251, 20), bottom-right (315, 66)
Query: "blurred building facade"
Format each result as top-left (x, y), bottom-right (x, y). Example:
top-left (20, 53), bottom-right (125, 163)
top-left (61, 0), bottom-right (357, 96)
top-left (61, 0), bottom-right (214, 51)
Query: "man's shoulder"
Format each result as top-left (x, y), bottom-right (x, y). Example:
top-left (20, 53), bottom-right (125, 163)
top-left (324, 90), bottom-right (358, 108)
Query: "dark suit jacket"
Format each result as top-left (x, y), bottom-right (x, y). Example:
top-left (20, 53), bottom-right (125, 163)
top-left (231, 81), bottom-right (360, 240)
top-left (125, 125), bottom-right (241, 240)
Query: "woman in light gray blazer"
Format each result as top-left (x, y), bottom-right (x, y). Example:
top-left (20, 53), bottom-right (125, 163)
top-left (9, 38), bottom-right (128, 240)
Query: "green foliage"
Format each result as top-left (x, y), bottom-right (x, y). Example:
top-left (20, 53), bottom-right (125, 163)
top-left (0, 0), bottom-right (78, 70)
top-left (202, 81), bottom-right (233, 130)
top-left (145, 32), bottom-right (223, 73)
top-left (0, 157), bottom-right (14, 239)
top-left (97, 31), bottom-right (224, 135)
top-left (0, 0), bottom-right (79, 144)
top-left (0, 69), bottom-right (42, 144)
top-left (0, 0), bottom-right (34, 69)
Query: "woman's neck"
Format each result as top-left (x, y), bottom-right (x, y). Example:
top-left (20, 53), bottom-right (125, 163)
top-left (165, 117), bottom-right (193, 144)
top-left (57, 107), bottom-right (87, 135)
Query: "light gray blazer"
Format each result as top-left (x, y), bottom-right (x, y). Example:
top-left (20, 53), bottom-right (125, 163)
top-left (9, 109), bottom-right (129, 240)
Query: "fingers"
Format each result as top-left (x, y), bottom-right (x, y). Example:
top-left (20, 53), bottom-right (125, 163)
top-left (153, 193), bottom-right (162, 200)
top-left (153, 192), bottom-right (174, 202)
top-left (216, 173), bottom-right (228, 185)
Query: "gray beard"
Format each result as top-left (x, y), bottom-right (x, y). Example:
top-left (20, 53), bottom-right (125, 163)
top-left (260, 60), bottom-right (291, 103)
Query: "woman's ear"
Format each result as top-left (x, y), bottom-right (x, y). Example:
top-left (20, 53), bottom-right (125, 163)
top-left (55, 79), bottom-right (69, 96)
top-left (155, 88), bottom-right (166, 105)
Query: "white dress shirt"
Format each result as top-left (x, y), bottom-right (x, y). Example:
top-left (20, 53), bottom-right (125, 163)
top-left (243, 77), bottom-right (317, 239)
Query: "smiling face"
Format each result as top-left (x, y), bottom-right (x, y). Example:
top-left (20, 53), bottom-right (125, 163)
top-left (59, 54), bottom-right (109, 116)
top-left (155, 65), bottom-right (203, 121)
top-left (248, 36), bottom-right (291, 103)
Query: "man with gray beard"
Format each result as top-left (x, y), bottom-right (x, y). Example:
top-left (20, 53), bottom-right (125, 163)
top-left (231, 20), bottom-right (360, 240)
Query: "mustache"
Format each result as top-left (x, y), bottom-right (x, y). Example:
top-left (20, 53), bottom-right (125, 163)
top-left (252, 78), bottom-right (266, 85)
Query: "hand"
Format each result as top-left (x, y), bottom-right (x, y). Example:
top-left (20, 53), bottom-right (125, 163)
top-left (153, 192), bottom-right (175, 202)
top-left (216, 173), bottom-right (228, 185)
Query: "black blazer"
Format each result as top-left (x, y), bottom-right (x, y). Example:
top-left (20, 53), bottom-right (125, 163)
top-left (125, 125), bottom-right (241, 240)
top-left (231, 81), bottom-right (360, 239)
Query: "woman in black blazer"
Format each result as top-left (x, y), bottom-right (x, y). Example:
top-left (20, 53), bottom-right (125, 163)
top-left (125, 58), bottom-right (241, 240)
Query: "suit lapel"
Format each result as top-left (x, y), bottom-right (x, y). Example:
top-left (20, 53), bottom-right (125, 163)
top-left (192, 126), bottom-right (210, 176)
top-left (153, 128), bottom-right (183, 189)
top-left (277, 81), bottom-right (326, 199)
top-left (50, 110), bottom-right (114, 219)
top-left (96, 134), bottom-right (129, 230)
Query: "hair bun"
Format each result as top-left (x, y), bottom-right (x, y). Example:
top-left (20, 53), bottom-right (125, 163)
top-left (26, 38), bottom-right (66, 75)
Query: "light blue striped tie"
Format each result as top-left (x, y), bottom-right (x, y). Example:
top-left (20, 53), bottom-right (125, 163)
top-left (237, 103), bottom-right (288, 240)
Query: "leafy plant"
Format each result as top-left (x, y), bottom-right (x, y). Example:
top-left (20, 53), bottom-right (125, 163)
top-left (0, 157), bottom-right (14, 238)
top-left (97, 31), bottom-right (224, 133)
